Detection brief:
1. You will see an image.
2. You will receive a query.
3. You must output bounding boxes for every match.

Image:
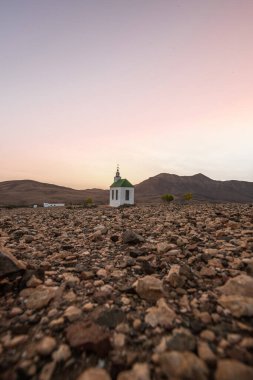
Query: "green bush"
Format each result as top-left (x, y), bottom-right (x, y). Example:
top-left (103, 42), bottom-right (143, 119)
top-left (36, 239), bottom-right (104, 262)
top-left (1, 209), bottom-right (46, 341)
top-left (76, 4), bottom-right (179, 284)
top-left (161, 194), bottom-right (174, 203)
top-left (85, 197), bottom-right (93, 206)
top-left (183, 193), bottom-right (193, 201)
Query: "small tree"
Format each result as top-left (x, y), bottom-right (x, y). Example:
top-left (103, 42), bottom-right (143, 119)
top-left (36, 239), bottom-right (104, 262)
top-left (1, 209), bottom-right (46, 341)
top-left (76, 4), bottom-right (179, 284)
top-left (183, 193), bottom-right (193, 201)
top-left (161, 194), bottom-right (174, 203)
top-left (85, 197), bottom-right (93, 207)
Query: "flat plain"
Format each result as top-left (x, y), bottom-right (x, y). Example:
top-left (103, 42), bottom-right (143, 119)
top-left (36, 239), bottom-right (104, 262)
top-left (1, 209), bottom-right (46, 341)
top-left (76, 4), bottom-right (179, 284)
top-left (0, 203), bottom-right (253, 380)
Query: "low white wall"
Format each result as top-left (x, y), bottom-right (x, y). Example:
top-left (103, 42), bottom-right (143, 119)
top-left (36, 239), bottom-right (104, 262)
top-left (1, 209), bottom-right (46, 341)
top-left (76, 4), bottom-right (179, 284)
top-left (43, 203), bottom-right (65, 208)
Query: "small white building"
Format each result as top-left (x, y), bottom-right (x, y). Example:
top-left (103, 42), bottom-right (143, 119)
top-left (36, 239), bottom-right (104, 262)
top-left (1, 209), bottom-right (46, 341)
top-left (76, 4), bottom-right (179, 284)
top-left (109, 167), bottom-right (134, 207)
top-left (43, 203), bottom-right (65, 208)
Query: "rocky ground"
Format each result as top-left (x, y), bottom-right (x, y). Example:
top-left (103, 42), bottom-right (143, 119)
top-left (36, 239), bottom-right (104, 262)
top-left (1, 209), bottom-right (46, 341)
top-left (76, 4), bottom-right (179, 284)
top-left (0, 203), bottom-right (253, 380)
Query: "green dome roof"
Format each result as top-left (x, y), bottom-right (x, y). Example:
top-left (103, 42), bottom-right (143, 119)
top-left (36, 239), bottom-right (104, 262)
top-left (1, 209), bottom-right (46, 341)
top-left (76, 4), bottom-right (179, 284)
top-left (110, 179), bottom-right (134, 188)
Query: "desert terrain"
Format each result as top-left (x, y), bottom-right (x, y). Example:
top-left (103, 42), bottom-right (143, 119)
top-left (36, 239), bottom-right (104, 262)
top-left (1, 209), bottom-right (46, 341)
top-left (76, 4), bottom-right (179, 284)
top-left (1, 173), bottom-right (253, 207)
top-left (0, 203), bottom-right (253, 380)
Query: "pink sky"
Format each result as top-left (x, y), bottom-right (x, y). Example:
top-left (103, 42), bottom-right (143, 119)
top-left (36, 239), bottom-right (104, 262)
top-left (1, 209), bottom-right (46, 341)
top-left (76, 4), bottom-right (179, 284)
top-left (0, 0), bottom-right (253, 189)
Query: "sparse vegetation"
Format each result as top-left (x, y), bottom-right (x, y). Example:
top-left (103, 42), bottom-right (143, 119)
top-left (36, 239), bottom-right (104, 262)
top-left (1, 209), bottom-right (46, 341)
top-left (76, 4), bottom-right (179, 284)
top-left (183, 192), bottom-right (193, 201)
top-left (161, 194), bottom-right (174, 203)
top-left (85, 197), bottom-right (93, 206)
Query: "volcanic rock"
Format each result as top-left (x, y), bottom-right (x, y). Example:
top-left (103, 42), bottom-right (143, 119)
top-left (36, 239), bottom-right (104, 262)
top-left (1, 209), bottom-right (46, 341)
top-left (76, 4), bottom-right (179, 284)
top-left (135, 275), bottom-right (164, 302)
top-left (165, 265), bottom-right (186, 288)
top-left (0, 203), bottom-right (253, 379)
top-left (35, 336), bottom-right (57, 356)
top-left (64, 305), bottom-right (82, 322)
top-left (217, 274), bottom-right (253, 317)
top-left (218, 295), bottom-right (253, 317)
top-left (166, 328), bottom-right (196, 352)
top-left (145, 298), bottom-right (176, 328)
top-left (94, 308), bottom-right (125, 329)
top-left (66, 320), bottom-right (111, 356)
top-left (218, 274), bottom-right (253, 297)
top-left (0, 250), bottom-right (26, 277)
top-left (52, 344), bottom-right (71, 362)
top-left (77, 368), bottom-right (111, 380)
top-left (39, 361), bottom-right (56, 380)
top-left (215, 359), bottom-right (253, 380)
top-left (117, 363), bottom-right (150, 380)
top-left (197, 341), bottom-right (216, 363)
top-left (159, 351), bottom-right (209, 380)
top-left (122, 230), bottom-right (144, 244)
top-left (20, 285), bottom-right (58, 310)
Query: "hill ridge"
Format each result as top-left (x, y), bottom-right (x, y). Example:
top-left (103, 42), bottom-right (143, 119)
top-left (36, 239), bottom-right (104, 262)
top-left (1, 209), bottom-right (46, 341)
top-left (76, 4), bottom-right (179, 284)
top-left (0, 173), bottom-right (253, 205)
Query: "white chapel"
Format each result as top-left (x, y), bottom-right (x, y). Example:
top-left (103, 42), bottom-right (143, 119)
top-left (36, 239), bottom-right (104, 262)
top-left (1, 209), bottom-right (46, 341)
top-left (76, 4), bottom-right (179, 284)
top-left (109, 167), bottom-right (134, 207)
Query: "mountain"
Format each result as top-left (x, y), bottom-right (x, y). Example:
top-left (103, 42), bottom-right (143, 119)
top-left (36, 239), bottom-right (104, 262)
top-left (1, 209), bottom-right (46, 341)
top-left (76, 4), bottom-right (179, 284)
top-left (135, 173), bottom-right (253, 202)
top-left (0, 174), bottom-right (253, 206)
top-left (0, 180), bottom-right (108, 206)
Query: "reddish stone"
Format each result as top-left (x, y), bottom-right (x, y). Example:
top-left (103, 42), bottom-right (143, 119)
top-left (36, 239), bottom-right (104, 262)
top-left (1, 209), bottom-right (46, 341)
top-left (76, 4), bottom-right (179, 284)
top-left (0, 250), bottom-right (26, 277)
top-left (66, 320), bottom-right (111, 356)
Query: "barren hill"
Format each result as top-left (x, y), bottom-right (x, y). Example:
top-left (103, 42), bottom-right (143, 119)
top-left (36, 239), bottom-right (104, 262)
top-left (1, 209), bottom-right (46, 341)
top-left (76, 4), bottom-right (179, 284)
top-left (135, 173), bottom-right (253, 202)
top-left (0, 173), bottom-right (253, 206)
top-left (0, 180), bottom-right (108, 206)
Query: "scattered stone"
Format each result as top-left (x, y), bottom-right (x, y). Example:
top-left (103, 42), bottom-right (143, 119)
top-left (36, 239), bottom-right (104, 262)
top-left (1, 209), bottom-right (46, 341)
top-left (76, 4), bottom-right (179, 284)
top-left (66, 320), bottom-right (111, 356)
top-left (157, 242), bottom-right (171, 254)
top-left (218, 295), bottom-right (253, 317)
top-left (240, 337), bottom-right (253, 348)
top-left (0, 249), bottom-right (26, 277)
top-left (200, 330), bottom-right (216, 342)
top-left (17, 359), bottom-right (36, 377)
top-left (215, 359), bottom-right (253, 380)
top-left (96, 268), bottom-right (107, 278)
top-left (113, 332), bottom-right (126, 348)
top-left (135, 275), bottom-right (164, 302)
top-left (26, 274), bottom-right (42, 287)
top-left (198, 340), bottom-right (216, 363)
top-left (122, 230), bottom-right (144, 244)
top-left (218, 274), bottom-right (253, 297)
top-left (110, 234), bottom-right (119, 242)
top-left (166, 328), bottom-right (196, 352)
top-left (9, 307), bottom-right (23, 317)
top-left (91, 230), bottom-right (103, 241)
top-left (117, 363), bottom-right (150, 380)
top-left (77, 368), bottom-right (111, 380)
top-left (4, 334), bottom-right (28, 348)
top-left (200, 267), bottom-right (217, 277)
top-left (62, 273), bottom-right (80, 286)
top-left (20, 285), bottom-right (58, 310)
top-left (39, 361), bottom-right (56, 380)
top-left (64, 305), bottom-right (82, 321)
top-left (49, 317), bottom-right (64, 329)
top-left (35, 336), bottom-right (57, 356)
top-left (145, 298), bottom-right (176, 328)
top-left (94, 308), bottom-right (125, 328)
top-left (82, 302), bottom-right (94, 312)
top-left (64, 289), bottom-right (77, 302)
top-left (52, 344), bottom-right (71, 362)
top-left (1, 203), bottom-right (253, 380)
top-left (165, 265), bottom-right (186, 288)
top-left (244, 258), bottom-right (253, 277)
top-left (159, 351), bottom-right (209, 380)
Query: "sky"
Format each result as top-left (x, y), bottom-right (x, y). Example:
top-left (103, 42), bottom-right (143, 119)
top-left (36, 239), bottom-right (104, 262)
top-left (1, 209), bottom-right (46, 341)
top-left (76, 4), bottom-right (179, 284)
top-left (0, 0), bottom-right (253, 189)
